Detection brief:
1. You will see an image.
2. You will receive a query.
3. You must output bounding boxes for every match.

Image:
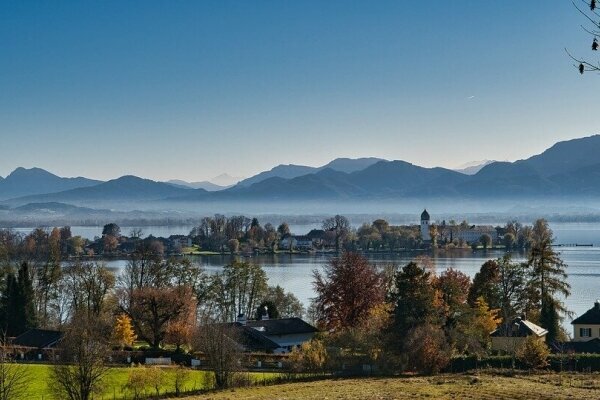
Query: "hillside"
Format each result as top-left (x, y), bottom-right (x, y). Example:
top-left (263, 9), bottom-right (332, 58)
top-left (0, 167), bottom-right (101, 200)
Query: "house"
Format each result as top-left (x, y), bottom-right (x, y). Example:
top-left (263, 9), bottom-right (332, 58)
top-left (571, 300), bottom-right (600, 342)
top-left (11, 329), bottom-right (63, 360)
top-left (490, 318), bottom-right (547, 353)
top-left (279, 236), bottom-right (313, 251)
top-left (220, 314), bottom-right (318, 354)
top-left (246, 317), bottom-right (319, 354)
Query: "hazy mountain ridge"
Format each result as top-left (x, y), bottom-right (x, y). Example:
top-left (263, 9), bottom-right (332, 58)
top-left (237, 157), bottom-right (385, 187)
top-left (0, 167), bottom-right (102, 200)
top-left (3, 135), bottom-right (600, 208)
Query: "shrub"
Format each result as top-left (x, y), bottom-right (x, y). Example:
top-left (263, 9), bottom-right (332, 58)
top-left (516, 336), bottom-right (550, 370)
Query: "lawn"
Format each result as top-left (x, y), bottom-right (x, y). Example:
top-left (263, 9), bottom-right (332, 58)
top-left (22, 364), bottom-right (212, 399)
top-left (180, 372), bottom-right (600, 400)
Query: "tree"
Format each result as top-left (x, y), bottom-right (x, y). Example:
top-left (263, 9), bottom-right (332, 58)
top-left (102, 235), bottom-right (118, 254)
top-left (516, 335), bottom-right (550, 370)
top-left (288, 339), bottom-right (327, 373)
top-left (126, 286), bottom-right (196, 349)
top-left (568, 0), bottom-right (600, 74)
top-left (496, 255), bottom-right (526, 326)
top-left (277, 223), bottom-right (290, 238)
top-left (0, 263), bottom-right (37, 336)
top-left (50, 313), bottom-right (110, 400)
top-left (193, 323), bottom-right (241, 389)
top-left (435, 268), bottom-right (471, 322)
top-left (0, 342), bottom-right (30, 400)
top-left (390, 262), bottom-right (438, 339)
top-left (468, 260), bottom-right (501, 309)
top-left (112, 314), bottom-right (137, 349)
top-left (503, 233), bottom-right (516, 250)
top-left (312, 252), bottom-right (385, 331)
top-left (259, 285), bottom-right (304, 319)
top-left (226, 239), bottom-right (239, 254)
top-left (322, 215), bottom-right (350, 252)
top-left (460, 297), bottom-right (500, 352)
top-left (526, 219), bottom-right (570, 342)
top-left (102, 223), bottom-right (121, 237)
top-left (479, 234), bottom-right (492, 250)
top-left (404, 324), bottom-right (451, 375)
top-left (63, 262), bottom-right (115, 319)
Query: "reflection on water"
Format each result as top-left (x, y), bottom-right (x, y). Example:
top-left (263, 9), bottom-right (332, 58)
top-left (101, 246), bottom-right (600, 332)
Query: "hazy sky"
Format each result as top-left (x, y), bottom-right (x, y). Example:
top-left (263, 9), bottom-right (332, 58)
top-left (1, 1), bottom-right (598, 182)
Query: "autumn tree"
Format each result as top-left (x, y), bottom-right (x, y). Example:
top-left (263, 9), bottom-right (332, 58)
top-left (112, 314), bottom-right (137, 349)
top-left (435, 268), bottom-right (471, 323)
top-left (312, 252), bottom-right (385, 331)
top-left (288, 339), bottom-right (328, 373)
top-left (126, 286), bottom-right (196, 349)
top-left (516, 335), bottom-right (550, 370)
top-left (404, 324), bottom-right (451, 374)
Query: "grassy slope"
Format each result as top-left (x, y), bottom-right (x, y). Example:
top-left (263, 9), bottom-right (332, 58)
top-left (182, 373), bottom-right (600, 400)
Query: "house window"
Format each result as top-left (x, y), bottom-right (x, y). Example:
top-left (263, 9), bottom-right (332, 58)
top-left (580, 328), bottom-right (592, 337)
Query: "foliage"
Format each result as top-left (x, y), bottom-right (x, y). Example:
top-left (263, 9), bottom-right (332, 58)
top-left (112, 313), bottom-right (137, 349)
top-left (0, 262), bottom-right (37, 336)
top-left (404, 324), bottom-right (451, 375)
top-left (515, 336), bottom-right (550, 370)
top-left (288, 339), bottom-right (328, 373)
top-left (312, 252), bottom-right (385, 331)
top-left (468, 259), bottom-right (500, 308)
top-left (390, 262), bottom-right (437, 339)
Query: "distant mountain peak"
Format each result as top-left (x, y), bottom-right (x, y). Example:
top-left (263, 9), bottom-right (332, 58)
top-left (210, 173), bottom-right (244, 187)
top-left (453, 160), bottom-right (496, 175)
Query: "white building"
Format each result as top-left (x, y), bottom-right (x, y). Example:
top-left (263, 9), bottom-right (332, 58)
top-left (420, 209), bottom-right (431, 242)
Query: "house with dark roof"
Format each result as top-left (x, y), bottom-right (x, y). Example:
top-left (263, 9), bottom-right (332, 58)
top-left (490, 318), bottom-right (547, 353)
top-left (12, 329), bottom-right (63, 349)
top-left (246, 317), bottom-right (318, 354)
top-left (572, 300), bottom-right (600, 342)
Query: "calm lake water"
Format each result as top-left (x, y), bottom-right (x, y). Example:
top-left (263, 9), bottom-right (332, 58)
top-left (13, 222), bottom-right (600, 332)
top-left (99, 246), bottom-right (600, 333)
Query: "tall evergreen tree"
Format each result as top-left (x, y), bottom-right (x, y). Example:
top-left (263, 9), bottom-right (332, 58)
top-left (527, 220), bottom-right (570, 343)
top-left (13, 262), bottom-right (37, 335)
top-left (390, 262), bottom-right (438, 338)
top-left (0, 273), bottom-right (17, 336)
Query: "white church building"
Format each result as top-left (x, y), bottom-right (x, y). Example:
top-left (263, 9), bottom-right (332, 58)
top-left (420, 209), bottom-right (431, 242)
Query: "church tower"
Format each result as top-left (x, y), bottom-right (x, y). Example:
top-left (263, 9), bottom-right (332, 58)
top-left (420, 209), bottom-right (431, 242)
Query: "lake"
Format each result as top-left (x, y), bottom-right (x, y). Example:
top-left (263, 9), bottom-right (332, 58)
top-left (99, 246), bottom-right (600, 334)
top-left (13, 222), bottom-right (600, 333)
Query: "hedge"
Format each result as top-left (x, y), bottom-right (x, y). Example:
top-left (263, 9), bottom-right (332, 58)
top-left (448, 354), bottom-right (600, 373)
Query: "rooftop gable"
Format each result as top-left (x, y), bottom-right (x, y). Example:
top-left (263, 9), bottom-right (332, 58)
top-left (572, 301), bottom-right (600, 325)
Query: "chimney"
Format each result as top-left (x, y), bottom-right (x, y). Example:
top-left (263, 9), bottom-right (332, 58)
top-left (236, 313), bottom-right (247, 325)
top-left (261, 306), bottom-right (269, 321)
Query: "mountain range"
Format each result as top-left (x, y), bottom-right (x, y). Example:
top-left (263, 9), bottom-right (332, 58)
top-left (2, 135), bottom-right (600, 210)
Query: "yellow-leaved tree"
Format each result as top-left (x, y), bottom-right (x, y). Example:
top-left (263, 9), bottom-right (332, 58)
top-left (112, 313), bottom-right (137, 349)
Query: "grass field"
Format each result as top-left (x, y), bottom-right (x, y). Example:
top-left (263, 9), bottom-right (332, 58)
top-left (181, 373), bottom-right (600, 400)
top-left (22, 364), bottom-right (212, 399)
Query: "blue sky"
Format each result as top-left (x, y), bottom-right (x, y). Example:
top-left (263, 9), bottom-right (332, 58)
top-left (0, 1), bottom-right (598, 181)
